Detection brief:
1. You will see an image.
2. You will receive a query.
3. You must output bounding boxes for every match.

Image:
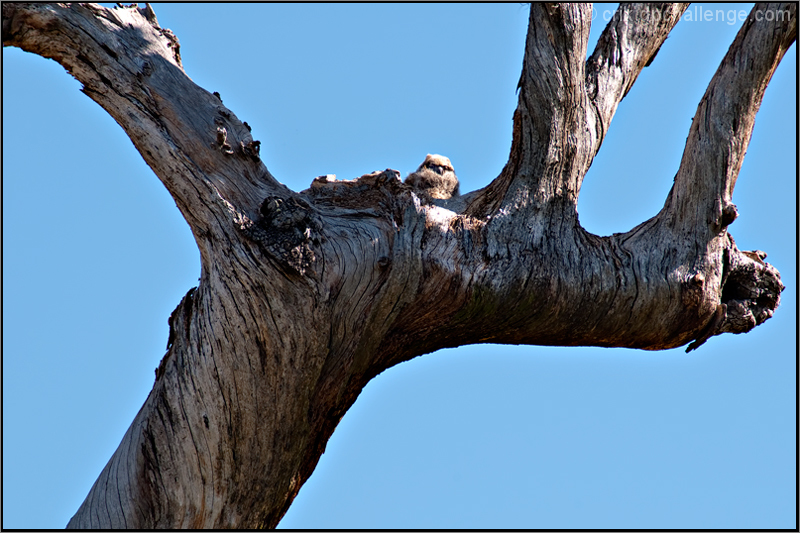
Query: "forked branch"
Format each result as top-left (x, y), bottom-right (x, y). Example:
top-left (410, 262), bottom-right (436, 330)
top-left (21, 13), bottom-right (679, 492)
top-left (2, 3), bottom-right (792, 528)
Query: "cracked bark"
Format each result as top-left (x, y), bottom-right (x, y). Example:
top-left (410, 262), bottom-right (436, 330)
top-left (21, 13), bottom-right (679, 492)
top-left (2, 2), bottom-right (793, 529)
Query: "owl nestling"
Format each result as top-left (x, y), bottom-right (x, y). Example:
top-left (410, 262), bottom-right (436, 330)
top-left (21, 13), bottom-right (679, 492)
top-left (405, 154), bottom-right (460, 200)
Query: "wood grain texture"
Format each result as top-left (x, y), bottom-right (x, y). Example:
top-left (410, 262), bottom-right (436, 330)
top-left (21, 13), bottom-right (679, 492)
top-left (2, 2), bottom-right (791, 528)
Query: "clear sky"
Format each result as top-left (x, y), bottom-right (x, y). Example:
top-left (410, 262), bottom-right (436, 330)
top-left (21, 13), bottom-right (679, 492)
top-left (2, 3), bottom-right (796, 529)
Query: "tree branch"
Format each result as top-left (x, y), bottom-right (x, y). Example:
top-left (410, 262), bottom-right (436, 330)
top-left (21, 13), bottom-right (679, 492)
top-left (669, 2), bottom-right (796, 233)
top-left (467, 3), bottom-right (688, 220)
top-left (467, 3), bottom-right (594, 219)
top-left (586, 3), bottom-right (689, 154)
top-left (3, 3), bottom-right (791, 528)
top-left (665, 2), bottom-right (794, 343)
top-left (463, 2), bottom-right (789, 352)
top-left (2, 2), bottom-right (285, 256)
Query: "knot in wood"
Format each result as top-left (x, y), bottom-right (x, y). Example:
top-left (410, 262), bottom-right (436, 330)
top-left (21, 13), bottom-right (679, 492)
top-left (158, 27), bottom-right (181, 65)
top-left (719, 251), bottom-right (783, 334)
top-left (242, 139), bottom-right (261, 160)
top-left (720, 203), bottom-right (738, 228)
top-left (252, 196), bottom-right (321, 275)
top-left (216, 126), bottom-right (233, 154)
top-left (681, 271), bottom-right (706, 309)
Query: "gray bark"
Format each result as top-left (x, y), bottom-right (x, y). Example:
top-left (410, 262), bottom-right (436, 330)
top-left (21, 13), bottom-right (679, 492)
top-left (2, 2), bottom-right (793, 529)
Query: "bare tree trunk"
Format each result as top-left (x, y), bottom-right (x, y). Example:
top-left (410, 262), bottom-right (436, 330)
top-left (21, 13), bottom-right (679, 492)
top-left (2, 2), bottom-right (793, 529)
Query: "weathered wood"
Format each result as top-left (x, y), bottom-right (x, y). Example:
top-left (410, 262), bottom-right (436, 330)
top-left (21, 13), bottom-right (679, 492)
top-left (2, 2), bottom-right (792, 529)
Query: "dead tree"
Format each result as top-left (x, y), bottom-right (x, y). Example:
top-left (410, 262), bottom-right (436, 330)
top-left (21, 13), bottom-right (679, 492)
top-left (2, 2), bottom-right (793, 529)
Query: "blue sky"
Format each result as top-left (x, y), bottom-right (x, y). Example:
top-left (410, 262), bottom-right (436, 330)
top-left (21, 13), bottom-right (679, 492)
top-left (2, 3), bottom-right (795, 529)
